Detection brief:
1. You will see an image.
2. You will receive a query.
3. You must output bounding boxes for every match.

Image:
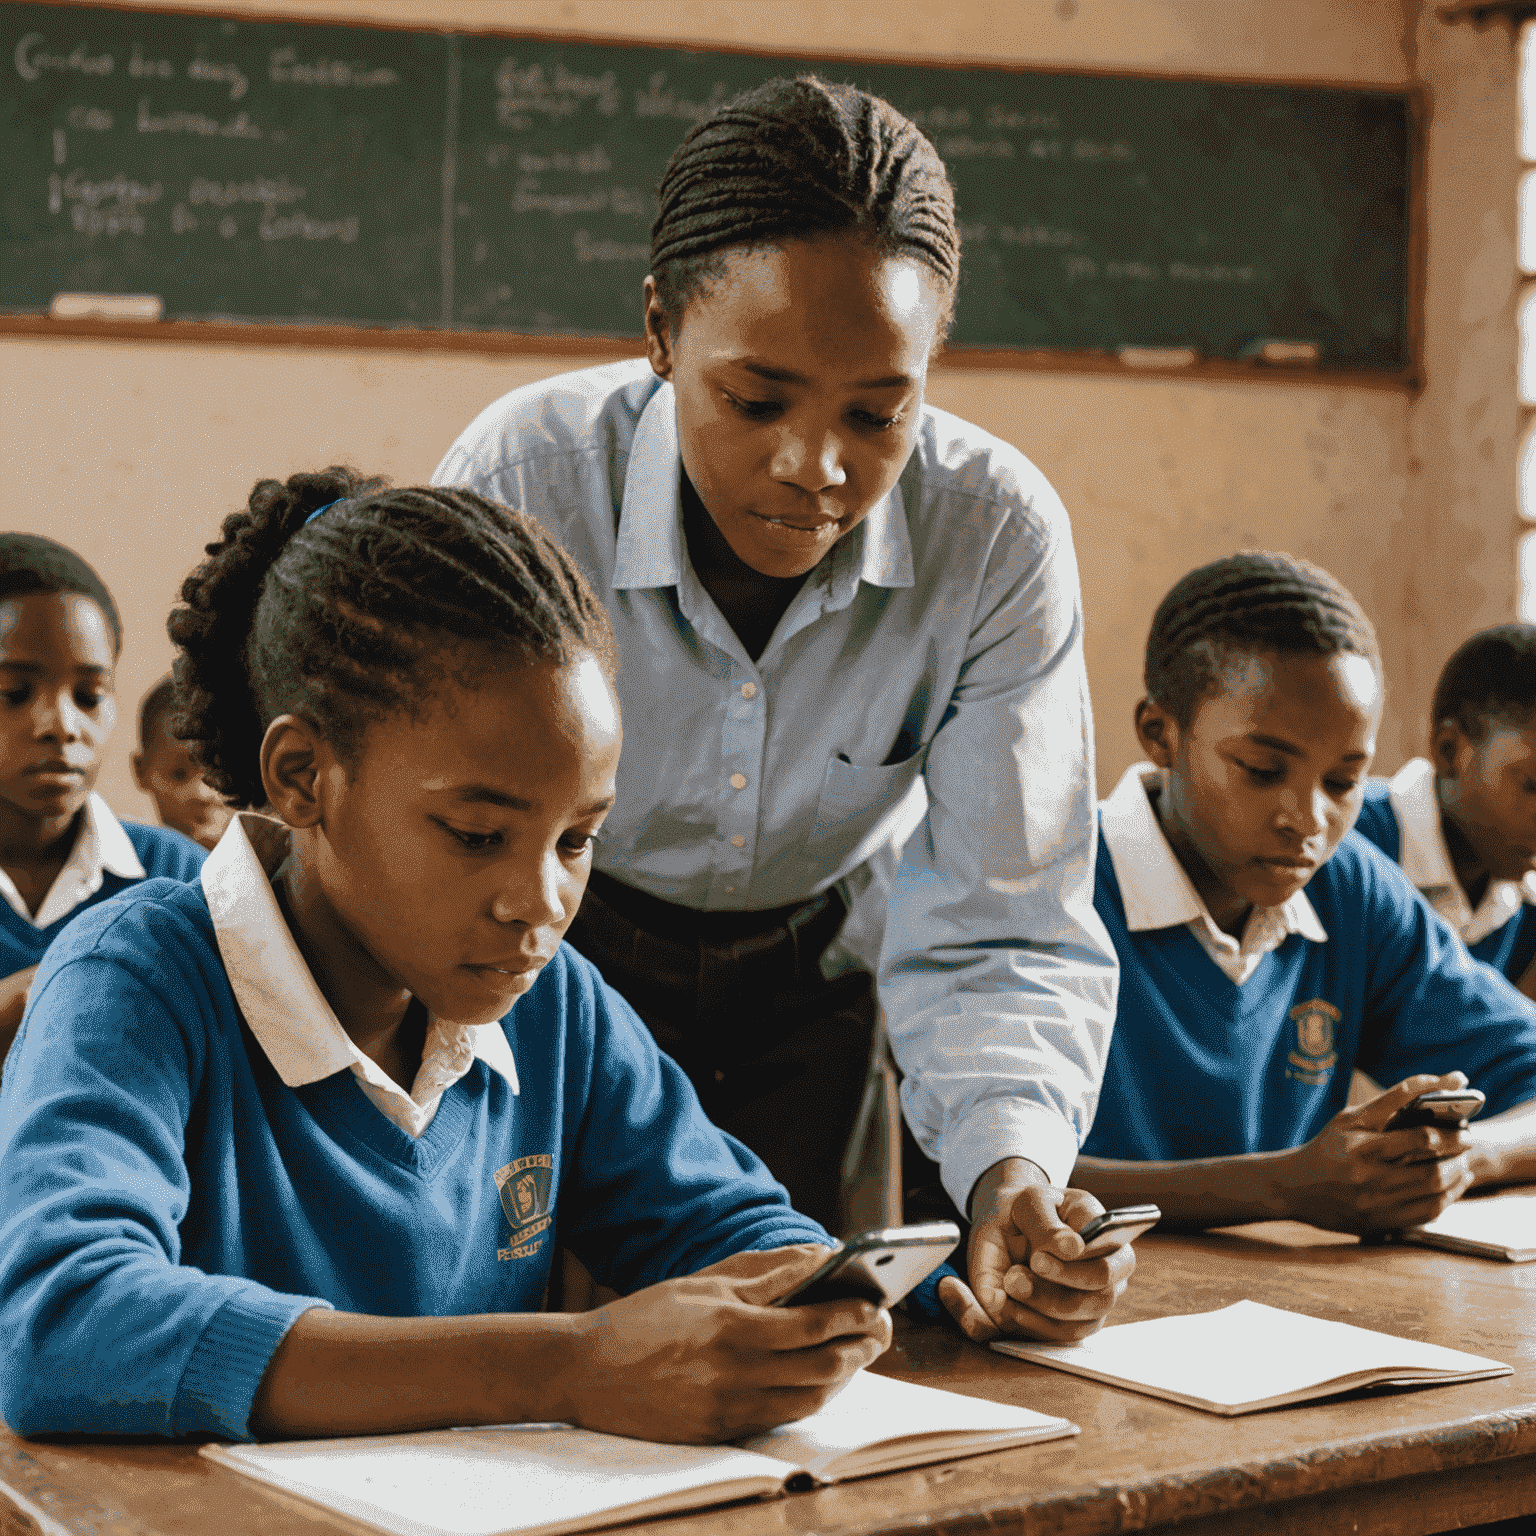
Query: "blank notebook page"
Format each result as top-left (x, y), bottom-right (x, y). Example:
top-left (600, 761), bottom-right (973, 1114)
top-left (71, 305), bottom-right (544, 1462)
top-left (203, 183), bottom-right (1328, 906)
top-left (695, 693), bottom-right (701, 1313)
top-left (997, 1299), bottom-right (1507, 1410)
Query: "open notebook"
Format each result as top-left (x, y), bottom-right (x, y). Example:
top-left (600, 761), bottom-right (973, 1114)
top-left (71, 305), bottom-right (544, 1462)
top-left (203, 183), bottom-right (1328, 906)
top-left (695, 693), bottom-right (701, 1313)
top-left (200, 1371), bottom-right (1077, 1536)
top-left (990, 1299), bottom-right (1509, 1416)
top-left (1403, 1193), bottom-right (1536, 1261)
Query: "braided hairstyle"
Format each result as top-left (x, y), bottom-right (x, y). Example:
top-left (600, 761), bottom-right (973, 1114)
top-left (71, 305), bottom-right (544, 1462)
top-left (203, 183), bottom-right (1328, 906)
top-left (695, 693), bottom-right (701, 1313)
top-left (1146, 551), bottom-right (1380, 726)
top-left (650, 75), bottom-right (961, 339)
top-left (1431, 623), bottom-right (1536, 739)
top-left (169, 468), bottom-right (618, 808)
top-left (0, 533), bottom-right (121, 652)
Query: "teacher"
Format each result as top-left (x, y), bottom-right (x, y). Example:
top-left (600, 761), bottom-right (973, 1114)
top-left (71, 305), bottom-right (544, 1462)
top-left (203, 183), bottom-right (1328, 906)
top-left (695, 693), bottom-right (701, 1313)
top-left (434, 76), bottom-right (1126, 1341)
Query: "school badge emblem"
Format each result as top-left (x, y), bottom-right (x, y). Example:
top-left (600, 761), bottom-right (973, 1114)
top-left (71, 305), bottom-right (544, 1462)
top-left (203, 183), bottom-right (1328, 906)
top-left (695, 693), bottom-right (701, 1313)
top-left (494, 1154), bottom-right (554, 1261)
top-left (1286, 999), bottom-right (1341, 1085)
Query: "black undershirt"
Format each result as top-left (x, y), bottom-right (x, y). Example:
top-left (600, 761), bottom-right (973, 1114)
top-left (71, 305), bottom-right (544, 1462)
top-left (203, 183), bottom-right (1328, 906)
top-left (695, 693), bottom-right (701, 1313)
top-left (680, 474), bottom-right (807, 663)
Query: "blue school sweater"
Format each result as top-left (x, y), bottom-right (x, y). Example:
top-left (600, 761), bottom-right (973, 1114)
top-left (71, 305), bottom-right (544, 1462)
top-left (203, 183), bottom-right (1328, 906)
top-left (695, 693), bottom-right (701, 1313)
top-left (0, 821), bottom-right (204, 974)
top-left (1354, 780), bottom-right (1536, 986)
top-left (1082, 830), bottom-right (1536, 1162)
top-left (0, 877), bottom-right (826, 1441)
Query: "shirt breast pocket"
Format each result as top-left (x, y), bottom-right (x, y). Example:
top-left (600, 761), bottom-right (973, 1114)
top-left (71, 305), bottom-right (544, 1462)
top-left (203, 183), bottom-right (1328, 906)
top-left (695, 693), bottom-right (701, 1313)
top-left (811, 749), bottom-right (929, 871)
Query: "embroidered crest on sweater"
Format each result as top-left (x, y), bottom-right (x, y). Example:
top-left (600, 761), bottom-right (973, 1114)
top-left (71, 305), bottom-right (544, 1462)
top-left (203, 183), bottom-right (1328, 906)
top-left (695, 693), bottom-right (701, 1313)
top-left (495, 1154), bottom-right (553, 1260)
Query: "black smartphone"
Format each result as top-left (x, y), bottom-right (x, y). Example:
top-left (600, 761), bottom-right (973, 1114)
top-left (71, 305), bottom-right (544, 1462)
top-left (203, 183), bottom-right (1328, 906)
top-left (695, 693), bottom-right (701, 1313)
top-left (771, 1221), bottom-right (961, 1309)
top-left (1382, 1088), bottom-right (1485, 1131)
top-left (1076, 1204), bottom-right (1162, 1257)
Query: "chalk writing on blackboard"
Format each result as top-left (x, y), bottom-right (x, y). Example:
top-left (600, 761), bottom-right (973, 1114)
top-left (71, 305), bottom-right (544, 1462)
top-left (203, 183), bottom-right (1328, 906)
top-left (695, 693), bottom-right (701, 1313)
top-left (2, 4), bottom-right (1413, 367)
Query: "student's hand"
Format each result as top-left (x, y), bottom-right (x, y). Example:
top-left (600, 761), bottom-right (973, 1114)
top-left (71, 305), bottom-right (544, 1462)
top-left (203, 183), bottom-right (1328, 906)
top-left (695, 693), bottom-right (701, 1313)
top-left (0, 965), bottom-right (39, 1065)
top-left (557, 1245), bottom-right (891, 1443)
top-left (937, 1158), bottom-right (1134, 1344)
top-left (1277, 1072), bottom-right (1474, 1234)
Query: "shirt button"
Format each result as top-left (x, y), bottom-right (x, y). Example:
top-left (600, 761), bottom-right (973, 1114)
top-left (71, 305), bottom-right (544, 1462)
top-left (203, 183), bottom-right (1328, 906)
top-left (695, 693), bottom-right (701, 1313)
top-left (730, 772), bottom-right (747, 789)
top-left (740, 682), bottom-right (757, 699)
top-left (731, 834), bottom-right (746, 848)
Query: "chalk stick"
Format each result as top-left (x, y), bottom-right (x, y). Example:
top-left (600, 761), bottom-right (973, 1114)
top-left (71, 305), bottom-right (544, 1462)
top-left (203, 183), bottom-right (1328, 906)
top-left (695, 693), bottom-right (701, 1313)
top-left (1117, 346), bottom-right (1198, 369)
top-left (50, 293), bottom-right (164, 321)
top-left (1241, 338), bottom-right (1322, 365)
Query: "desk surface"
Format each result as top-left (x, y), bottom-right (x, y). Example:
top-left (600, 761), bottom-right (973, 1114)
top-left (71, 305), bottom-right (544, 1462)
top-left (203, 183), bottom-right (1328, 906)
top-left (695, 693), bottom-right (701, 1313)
top-left (5, 1222), bottom-right (1536, 1536)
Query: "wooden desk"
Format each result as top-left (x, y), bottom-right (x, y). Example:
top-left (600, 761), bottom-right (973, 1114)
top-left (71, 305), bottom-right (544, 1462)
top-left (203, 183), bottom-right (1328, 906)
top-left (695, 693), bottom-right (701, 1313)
top-left (4, 1224), bottom-right (1535, 1536)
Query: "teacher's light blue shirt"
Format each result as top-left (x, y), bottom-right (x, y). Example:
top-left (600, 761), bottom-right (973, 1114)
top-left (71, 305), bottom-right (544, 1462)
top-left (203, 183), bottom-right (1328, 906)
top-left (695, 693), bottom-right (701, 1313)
top-left (433, 359), bottom-right (1116, 1209)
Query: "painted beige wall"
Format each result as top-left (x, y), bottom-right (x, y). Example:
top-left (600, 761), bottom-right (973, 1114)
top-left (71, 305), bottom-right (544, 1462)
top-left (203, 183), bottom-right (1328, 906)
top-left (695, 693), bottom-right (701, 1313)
top-left (0, 0), bottom-right (1511, 826)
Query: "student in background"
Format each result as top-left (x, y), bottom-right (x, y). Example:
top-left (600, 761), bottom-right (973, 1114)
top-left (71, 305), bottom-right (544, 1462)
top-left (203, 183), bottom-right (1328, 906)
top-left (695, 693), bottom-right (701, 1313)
top-left (132, 675), bottom-right (233, 851)
top-left (0, 472), bottom-right (887, 1444)
top-left (1354, 625), bottom-right (1536, 997)
top-left (1072, 553), bottom-right (1536, 1234)
top-left (0, 535), bottom-right (204, 1060)
top-left (436, 75), bottom-right (1128, 1344)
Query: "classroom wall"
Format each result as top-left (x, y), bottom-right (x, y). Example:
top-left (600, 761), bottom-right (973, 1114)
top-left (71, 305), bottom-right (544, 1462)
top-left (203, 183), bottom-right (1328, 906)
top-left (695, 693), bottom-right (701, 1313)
top-left (0, 0), bottom-right (1514, 822)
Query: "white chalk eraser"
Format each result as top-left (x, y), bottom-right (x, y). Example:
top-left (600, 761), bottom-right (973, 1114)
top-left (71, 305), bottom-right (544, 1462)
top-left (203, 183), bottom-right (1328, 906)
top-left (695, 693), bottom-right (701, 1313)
top-left (50, 293), bottom-right (164, 321)
top-left (1117, 345), bottom-right (1198, 369)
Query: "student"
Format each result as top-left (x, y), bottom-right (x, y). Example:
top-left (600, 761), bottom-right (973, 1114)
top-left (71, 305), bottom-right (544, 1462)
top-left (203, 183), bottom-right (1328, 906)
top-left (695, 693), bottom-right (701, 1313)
top-left (0, 472), bottom-right (888, 1443)
top-left (0, 535), bottom-right (204, 1060)
top-left (1354, 625), bottom-right (1536, 996)
top-left (132, 674), bottom-right (233, 852)
top-left (435, 75), bottom-right (1129, 1344)
top-left (1072, 553), bottom-right (1536, 1233)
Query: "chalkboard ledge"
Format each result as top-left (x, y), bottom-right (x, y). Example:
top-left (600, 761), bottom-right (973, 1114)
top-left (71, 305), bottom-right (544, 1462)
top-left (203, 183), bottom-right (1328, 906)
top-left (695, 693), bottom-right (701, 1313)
top-left (0, 315), bottom-right (1419, 391)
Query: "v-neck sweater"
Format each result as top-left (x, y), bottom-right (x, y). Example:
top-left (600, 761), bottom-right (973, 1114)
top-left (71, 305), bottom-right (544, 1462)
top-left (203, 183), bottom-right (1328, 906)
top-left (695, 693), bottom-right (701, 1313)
top-left (0, 876), bottom-right (824, 1441)
top-left (1083, 827), bottom-right (1536, 1162)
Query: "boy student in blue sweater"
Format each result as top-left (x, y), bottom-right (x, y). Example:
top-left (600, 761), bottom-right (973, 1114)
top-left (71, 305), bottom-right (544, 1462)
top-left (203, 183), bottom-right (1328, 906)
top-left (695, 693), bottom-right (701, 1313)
top-left (1354, 625), bottom-right (1536, 997)
top-left (0, 472), bottom-right (889, 1444)
top-left (1072, 553), bottom-right (1536, 1233)
top-left (0, 535), bottom-right (204, 1061)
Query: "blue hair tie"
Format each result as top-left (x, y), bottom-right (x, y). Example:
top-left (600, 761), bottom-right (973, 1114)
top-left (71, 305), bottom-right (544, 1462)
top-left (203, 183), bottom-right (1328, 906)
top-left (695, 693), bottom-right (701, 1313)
top-left (304, 499), bottom-right (343, 527)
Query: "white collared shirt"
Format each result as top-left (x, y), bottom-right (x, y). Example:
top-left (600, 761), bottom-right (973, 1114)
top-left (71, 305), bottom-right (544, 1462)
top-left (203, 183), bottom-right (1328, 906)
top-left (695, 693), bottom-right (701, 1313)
top-left (0, 792), bottom-right (145, 928)
top-left (1100, 764), bottom-right (1329, 986)
top-left (201, 814), bottom-right (519, 1138)
top-left (1386, 757), bottom-right (1536, 946)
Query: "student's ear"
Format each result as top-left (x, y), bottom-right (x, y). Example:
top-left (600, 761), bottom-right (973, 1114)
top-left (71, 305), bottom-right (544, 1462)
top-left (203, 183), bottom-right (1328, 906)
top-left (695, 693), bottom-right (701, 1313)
top-left (1134, 696), bottom-right (1181, 770)
top-left (1430, 717), bottom-right (1476, 781)
top-left (642, 275), bottom-right (674, 381)
top-left (260, 715), bottom-right (331, 830)
top-left (129, 748), bottom-right (148, 792)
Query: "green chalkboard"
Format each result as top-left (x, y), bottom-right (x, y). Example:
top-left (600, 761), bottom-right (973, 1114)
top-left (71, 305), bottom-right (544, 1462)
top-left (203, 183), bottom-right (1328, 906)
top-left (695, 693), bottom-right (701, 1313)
top-left (1, 3), bottom-right (1415, 367)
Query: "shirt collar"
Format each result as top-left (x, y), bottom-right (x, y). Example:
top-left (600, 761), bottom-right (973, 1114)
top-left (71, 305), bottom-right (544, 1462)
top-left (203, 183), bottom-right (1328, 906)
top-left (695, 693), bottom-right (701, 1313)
top-left (200, 813), bottom-right (519, 1094)
top-left (610, 385), bottom-right (915, 596)
top-left (0, 793), bottom-right (146, 928)
top-left (1099, 762), bottom-right (1328, 942)
top-left (1388, 755), bottom-right (1536, 932)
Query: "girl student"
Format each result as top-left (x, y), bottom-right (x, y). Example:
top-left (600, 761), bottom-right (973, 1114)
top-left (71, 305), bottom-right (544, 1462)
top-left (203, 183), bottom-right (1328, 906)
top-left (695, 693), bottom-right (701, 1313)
top-left (0, 535), bottom-right (205, 1061)
top-left (436, 76), bottom-right (1131, 1344)
top-left (1354, 624), bottom-right (1536, 998)
top-left (0, 472), bottom-right (890, 1443)
top-left (1073, 553), bottom-right (1536, 1233)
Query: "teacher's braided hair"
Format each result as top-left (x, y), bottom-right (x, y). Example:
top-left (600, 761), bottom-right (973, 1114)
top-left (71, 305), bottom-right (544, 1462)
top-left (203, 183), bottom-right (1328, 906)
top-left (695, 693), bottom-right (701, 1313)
top-left (168, 469), bottom-right (617, 808)
top-left (1146, 551), bottom-right (1380, 726)
top-left (650, 75), bottom-right (961, 338)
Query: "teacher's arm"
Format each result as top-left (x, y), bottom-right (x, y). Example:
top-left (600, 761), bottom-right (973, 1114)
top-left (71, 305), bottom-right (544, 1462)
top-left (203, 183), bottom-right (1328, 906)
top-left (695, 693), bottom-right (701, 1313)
top-left (880, 485), bottom-right (1126, 1341)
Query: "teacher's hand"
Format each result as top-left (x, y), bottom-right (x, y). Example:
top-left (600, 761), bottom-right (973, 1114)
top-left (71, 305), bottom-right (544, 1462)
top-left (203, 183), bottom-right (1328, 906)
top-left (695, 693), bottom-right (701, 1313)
top-left (938, 1158), bottom-right (1134, 1343)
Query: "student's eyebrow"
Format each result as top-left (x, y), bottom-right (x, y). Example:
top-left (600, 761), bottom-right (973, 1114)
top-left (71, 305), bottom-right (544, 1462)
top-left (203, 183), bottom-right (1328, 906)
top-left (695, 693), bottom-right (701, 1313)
top-left (737, 361), bottom-right (915, 390)
top-left (454, 786), bottom-right (616, 817)
top-left (0, 660), bottom-right (109, 676)
top-left (1247, 732), bottom-right (1371, 764)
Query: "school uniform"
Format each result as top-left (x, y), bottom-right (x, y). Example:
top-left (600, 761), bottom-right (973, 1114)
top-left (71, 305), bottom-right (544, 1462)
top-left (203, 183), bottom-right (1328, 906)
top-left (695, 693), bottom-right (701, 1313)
top-left (434, 359), bottom-right (1116, 1225)
top-left (1081, 765), bottom-right (1536, 1163)
top-left (0, 814), bottom-right (826, 1440)
top-left (1354, 758), bottom-right (1536, 986)
top-left (0, 791), bottom-right (204, 974)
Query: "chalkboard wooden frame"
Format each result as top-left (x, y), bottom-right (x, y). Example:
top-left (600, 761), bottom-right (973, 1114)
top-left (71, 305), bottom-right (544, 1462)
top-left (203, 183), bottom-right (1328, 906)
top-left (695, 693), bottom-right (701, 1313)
top-left (1, 0), bottom-right (1426, 390)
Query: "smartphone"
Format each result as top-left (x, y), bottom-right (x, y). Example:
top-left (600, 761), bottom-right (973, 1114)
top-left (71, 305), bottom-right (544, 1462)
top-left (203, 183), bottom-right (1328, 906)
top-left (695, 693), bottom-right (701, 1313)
top-left (772, 1221), bottom-right (961, 1309)
top-left (1382, 1088), bottom-right (1485, 1131)
top-left (1076, 1204), bottom-right (1161, 1257)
